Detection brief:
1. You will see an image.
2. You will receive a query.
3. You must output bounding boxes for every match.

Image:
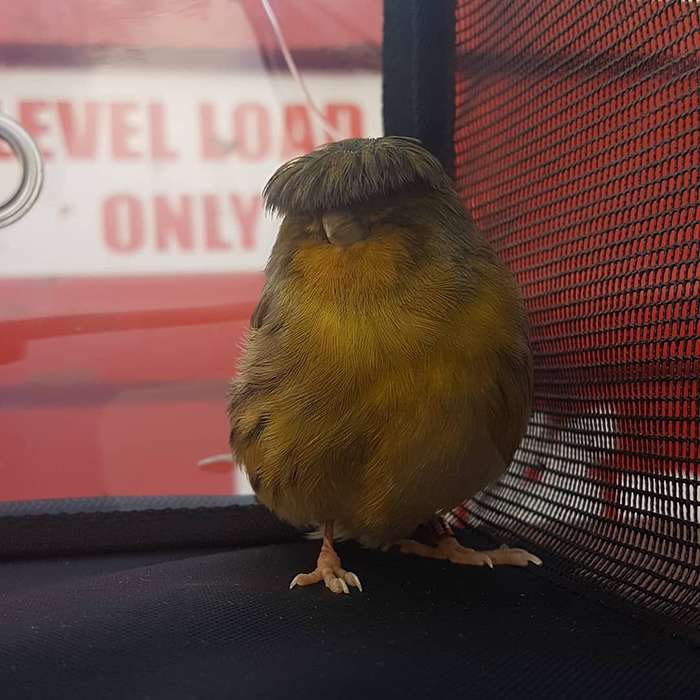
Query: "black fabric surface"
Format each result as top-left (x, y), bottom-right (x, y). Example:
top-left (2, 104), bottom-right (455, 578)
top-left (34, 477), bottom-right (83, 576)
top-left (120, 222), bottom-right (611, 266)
top-left (2, 529), bottom-right (698, 700)
top-left (0, 499), bottom-right (298, 559)
top-left (0, 495), bottom-right (256, 517)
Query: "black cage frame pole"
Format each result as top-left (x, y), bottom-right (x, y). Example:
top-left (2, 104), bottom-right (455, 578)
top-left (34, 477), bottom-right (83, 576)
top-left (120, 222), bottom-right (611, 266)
top-left (382, 0), bottom-right (456, 176)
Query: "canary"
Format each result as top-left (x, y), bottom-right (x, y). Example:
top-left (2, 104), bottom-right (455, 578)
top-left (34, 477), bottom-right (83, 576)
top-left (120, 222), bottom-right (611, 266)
top-left (228, 137), bottom-right (540, 594)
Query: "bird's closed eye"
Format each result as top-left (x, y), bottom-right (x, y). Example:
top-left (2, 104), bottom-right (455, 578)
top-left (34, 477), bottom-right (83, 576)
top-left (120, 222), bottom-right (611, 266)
top-left (321, 211), bottom-right (367, 247)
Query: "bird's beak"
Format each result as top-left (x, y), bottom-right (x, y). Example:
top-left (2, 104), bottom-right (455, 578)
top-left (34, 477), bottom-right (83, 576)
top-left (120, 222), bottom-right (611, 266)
top-left (322, 211), bottom-right (366, 247)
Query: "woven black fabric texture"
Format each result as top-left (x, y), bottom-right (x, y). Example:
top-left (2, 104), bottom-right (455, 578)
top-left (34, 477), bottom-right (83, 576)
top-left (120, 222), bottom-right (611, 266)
top-left (0, 495), bottom-right (254, 517)
top-left (2, 529), bottom-right (699, 700)
top-left (0, 498), bottom-right (299, 559)
top-left (450, 0), bottom-right (699, 636)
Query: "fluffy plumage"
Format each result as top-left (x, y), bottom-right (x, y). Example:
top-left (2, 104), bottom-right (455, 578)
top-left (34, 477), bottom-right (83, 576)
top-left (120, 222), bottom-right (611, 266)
top-left (228, 136), bottom-right (533, 553)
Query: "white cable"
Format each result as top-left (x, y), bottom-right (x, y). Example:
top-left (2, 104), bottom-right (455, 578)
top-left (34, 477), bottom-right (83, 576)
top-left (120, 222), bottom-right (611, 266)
top-left (197, 453), bottom-right (235, 467)
top-left (260, 0), bottom-right (343, 141)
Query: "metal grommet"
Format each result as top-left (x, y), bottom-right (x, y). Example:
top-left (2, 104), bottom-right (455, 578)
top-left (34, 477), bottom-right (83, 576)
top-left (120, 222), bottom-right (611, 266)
top-left (0, 113), bottom-right (44, 228)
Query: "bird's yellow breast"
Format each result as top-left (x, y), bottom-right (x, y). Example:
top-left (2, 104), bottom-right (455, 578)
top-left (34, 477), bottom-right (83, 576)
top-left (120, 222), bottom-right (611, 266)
top-left (279, 230), bottom-right (482, 367)
top-left (280, 229), bottom-right (512, 371)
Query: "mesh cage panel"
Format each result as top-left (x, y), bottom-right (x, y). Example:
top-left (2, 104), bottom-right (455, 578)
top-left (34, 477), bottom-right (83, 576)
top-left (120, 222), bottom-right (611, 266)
top-left (452, 0), bottom-right (699, 630)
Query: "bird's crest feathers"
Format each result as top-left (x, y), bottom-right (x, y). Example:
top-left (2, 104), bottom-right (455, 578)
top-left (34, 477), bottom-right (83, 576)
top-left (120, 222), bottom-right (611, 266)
top-left (263, 136), bottom-right (453, 215)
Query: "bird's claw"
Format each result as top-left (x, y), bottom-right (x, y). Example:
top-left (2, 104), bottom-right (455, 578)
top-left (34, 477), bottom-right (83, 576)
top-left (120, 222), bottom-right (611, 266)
top-left (346, 572), bottom-right (363, 592)
top-left (446, 546), bottom-right (494, 568)
top-left (494, 544), bottom-right (542, 566)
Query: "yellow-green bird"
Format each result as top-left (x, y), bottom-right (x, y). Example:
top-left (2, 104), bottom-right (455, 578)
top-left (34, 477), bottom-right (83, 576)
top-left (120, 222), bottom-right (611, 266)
top-left (228, 136), bottom-right (540, 594)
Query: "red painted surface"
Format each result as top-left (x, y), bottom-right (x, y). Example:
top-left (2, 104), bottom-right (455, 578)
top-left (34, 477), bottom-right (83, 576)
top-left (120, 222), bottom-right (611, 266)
top-left (1, 0), bottom-right (381, 51)
top-left (0, 274), bottom-right (264, 500)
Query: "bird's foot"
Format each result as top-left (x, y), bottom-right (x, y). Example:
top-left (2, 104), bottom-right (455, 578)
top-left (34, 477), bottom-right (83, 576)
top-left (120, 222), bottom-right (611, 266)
top-left (399, 536), bottom-right (542, 568)
top-left (289, 546), bottom-right (363, 594)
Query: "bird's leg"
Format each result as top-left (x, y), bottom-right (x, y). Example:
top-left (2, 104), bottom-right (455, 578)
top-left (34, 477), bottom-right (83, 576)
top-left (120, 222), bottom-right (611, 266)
top-left (398, 516), bottom-right (542, 568)
top-left (289, 521), bottom-right (363, 594)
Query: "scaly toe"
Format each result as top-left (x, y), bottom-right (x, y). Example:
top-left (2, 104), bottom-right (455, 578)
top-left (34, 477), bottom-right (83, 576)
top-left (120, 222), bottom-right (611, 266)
top-left (436, 539), bottom-right (493, 567)
top-left (329, 577), bottom-right (349, 594)
top-left (489, 547), bottom-right (543, 567)
top-left (289, 571), bottom-right (322, 589)
top-left (449, 549), bottom-right (494, 568)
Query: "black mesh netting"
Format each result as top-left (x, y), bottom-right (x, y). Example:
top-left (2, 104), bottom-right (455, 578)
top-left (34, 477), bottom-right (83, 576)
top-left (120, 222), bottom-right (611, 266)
top-left (450, 0), bottom-right (699, 631)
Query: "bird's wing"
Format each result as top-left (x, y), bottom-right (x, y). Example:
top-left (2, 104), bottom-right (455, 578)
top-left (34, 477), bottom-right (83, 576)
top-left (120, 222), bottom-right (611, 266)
top-left (250, 281), bottom-right (275, 329)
